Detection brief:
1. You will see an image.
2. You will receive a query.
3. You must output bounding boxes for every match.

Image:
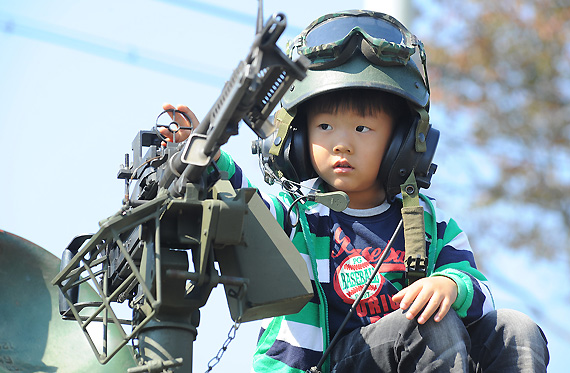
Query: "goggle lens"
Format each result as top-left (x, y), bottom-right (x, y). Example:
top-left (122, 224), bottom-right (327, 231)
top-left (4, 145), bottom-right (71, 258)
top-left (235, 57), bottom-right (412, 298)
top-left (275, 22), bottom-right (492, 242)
top-left (305, 16), bottom-right (405, 48)
top-left (288, 11), bottom-right (422, 70)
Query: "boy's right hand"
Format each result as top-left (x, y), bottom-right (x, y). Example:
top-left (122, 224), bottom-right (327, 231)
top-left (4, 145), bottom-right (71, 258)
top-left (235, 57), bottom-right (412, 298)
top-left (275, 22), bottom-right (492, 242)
top-left (160, 103), bottom-right (199, 144)
top-left (161, 103), bottom-right (221, 161)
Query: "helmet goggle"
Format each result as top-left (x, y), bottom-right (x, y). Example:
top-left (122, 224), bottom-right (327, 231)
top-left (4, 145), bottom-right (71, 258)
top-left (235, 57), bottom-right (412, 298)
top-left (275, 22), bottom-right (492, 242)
top-left (287, 10), bottom-right (426, 71)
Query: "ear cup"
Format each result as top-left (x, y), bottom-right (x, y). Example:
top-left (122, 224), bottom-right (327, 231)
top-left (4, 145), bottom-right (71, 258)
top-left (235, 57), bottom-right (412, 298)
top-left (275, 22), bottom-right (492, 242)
top-left (415, 127), bottom-right (439, 190)
top-left (378, 117), bottom-right (412, 195)
top-left (380, 115), bottom-right (439, 200)
top-left (258, 122), bottom-right (317, 184)
top-left (286, 126), bottom-right (317, 182)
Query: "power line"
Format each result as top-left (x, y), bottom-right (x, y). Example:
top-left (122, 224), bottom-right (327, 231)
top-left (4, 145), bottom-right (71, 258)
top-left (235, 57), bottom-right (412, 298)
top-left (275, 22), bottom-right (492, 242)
top-left (155, 0), bottom-right (302, 36)
top-left (0, 14), bottom-right (228, 87)
top-left (0, 1), bottom-right (302, 87)
top-left (157, 0), bottom-right (257, 27)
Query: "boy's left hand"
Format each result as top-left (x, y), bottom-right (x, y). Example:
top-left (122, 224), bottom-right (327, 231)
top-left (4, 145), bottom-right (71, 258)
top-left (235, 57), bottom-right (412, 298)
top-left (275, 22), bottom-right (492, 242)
top-left (392, 276), bottom-right (458, 324)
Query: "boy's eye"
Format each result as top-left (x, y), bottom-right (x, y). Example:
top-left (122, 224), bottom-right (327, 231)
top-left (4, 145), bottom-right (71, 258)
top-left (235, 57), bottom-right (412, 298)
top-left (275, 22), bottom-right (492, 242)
top-left (356, 125), bottom-right (370, 133)
top-left (319, 123), bottom-right (333, 131)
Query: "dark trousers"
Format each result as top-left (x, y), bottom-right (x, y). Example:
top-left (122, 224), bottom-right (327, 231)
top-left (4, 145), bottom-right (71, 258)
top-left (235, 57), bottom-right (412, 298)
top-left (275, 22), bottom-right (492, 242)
top-left (330, 309), bottom-right (549, 373)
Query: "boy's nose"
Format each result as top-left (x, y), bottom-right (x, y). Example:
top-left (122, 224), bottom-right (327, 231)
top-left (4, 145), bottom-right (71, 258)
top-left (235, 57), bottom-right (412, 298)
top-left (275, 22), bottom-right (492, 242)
top-left (333, 143), bottom-right (352, 154)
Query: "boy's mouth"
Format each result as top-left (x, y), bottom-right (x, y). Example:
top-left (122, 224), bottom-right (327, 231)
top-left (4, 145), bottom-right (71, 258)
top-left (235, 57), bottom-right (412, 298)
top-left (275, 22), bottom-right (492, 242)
top-left (333, 160), bottom-right (353, 171)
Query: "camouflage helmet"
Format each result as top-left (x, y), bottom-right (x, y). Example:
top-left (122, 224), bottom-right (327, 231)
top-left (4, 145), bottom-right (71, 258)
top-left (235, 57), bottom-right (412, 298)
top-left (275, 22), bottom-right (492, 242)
top-left (281, 53), bottom-right (429, 112)
top-left (282, 9), bottom-right (430, 112)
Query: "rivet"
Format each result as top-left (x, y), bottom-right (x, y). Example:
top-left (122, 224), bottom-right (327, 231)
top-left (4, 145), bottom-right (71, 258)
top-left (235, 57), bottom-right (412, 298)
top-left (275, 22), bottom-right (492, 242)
top-left (274, 136), bottom-right (282, 146)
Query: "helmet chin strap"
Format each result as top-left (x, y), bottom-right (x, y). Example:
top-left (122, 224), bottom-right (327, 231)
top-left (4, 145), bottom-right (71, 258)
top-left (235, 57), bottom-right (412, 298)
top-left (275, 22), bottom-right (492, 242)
top-left (269, 106), bottom-right (295, 158)
top-left (415, 106), bottom-right (430, 153)
top-left (400, 171), bottom-right (428, 285)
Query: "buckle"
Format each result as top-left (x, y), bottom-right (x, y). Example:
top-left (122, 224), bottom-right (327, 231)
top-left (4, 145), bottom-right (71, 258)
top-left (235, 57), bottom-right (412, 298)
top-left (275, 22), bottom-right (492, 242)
top-left (405, 255), bottom-right (427, 285)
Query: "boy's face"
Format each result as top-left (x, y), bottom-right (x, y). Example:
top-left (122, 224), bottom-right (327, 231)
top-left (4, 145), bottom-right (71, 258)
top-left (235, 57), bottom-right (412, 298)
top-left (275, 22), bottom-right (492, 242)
top-left (307, 107), bottom-right (393, 209)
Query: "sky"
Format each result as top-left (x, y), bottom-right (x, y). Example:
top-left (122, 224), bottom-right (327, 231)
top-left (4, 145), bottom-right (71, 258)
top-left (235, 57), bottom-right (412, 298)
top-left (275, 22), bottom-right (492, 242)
top-left (0, 0), bottom-right (567, 372)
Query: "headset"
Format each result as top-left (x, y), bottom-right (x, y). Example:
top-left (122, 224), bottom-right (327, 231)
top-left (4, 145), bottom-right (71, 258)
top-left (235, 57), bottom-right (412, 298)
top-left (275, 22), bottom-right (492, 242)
top-left (253, 103), bottom-right (439, 201)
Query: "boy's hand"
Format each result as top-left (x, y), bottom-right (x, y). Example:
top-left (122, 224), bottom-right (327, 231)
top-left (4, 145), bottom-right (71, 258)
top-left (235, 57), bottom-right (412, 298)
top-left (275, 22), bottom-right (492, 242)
top-left (392, 276), bottom-right (458, 324)
top-left (160, 103), bottom-right (199, 144)
top-left (161, 103), bottom-right (221, 161)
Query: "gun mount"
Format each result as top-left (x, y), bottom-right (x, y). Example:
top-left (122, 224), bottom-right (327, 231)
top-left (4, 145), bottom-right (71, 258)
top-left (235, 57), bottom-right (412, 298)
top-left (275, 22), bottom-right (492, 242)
top-left (52, 8), bottom-right (312, 373)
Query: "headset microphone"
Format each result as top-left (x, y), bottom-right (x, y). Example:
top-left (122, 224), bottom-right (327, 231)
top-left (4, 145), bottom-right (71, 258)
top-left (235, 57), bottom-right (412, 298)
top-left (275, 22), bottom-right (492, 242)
top-left (310, 191), bottom-right (349, 212)
top-left (286, 191), bottom-right (350, 228)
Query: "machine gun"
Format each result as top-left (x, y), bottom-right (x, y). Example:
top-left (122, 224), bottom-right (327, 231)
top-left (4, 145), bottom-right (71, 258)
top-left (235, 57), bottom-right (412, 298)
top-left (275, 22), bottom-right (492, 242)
top-left (52, 5), bottom-right (312, 372)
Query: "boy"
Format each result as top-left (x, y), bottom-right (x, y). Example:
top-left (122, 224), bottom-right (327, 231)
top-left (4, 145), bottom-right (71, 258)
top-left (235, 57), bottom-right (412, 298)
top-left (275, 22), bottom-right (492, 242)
top-left (163, 10), bottom-right (548, 373)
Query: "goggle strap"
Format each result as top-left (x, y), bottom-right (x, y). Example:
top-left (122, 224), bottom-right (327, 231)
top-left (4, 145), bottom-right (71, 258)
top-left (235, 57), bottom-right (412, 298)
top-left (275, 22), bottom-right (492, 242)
top-left (418, 41), bottom-right (431, 96)
top-left (286, 37), bottom-right (304, 58)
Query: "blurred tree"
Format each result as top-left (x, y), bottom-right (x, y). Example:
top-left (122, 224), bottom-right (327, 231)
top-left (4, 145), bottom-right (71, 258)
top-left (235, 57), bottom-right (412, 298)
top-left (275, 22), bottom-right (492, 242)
top-left (414, 0), bottom-right (570, 263)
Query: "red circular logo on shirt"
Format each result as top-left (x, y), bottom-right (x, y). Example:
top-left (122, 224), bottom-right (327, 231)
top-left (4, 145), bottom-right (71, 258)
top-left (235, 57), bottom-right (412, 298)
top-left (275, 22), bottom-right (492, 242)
top-left (333, 254), bottom-right (384, 304)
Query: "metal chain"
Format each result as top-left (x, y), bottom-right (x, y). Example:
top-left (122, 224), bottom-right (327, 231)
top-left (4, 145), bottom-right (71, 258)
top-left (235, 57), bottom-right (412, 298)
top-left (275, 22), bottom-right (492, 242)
top-left (205, 316), bottom-right (242, 372)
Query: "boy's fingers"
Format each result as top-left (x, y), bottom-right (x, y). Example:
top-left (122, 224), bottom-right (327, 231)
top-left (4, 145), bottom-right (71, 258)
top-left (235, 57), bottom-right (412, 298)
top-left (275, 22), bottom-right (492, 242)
top-left (405, 290), bottom-right (431, 320)
top-left (433, 297), bottom-right (452, 322)
top-left (162, 102), bottom-right (176, 117)
top-left (396, 279), bottom-right (424, 310)
top-left (397, 286), bottom-right (419, 311)
top-left (158, 126), bottom-right (172, 139)
top-left (162, 103), bottom-right (193, 125)
top-left (392, 288), bottom-right (406, 302)
top-left (176, 104), bottom-right (191, 113)
top-left (400, 283), bottom-right (431, 320)
top-left (395, 277), bottom-right (458, 323)
top-left (176, 104), bottom-right (200, 128)
top-left (162, 102), bottom-right (175, 110)
top-left (417, 293), bottom-right (444, 324)
top-left (157, 103), bottom-right (198, 144)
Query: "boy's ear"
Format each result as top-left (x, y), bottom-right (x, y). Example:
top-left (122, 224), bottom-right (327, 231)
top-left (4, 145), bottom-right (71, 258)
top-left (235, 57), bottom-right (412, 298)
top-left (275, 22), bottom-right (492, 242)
top-left (379, 111), bottom-right (439, 200)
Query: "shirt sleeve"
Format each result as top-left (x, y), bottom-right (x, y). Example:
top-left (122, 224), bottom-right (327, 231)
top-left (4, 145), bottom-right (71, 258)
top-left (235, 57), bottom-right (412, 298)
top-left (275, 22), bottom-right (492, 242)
top-left (423, 198), bottom-right (495, 326)
top-left (215, 150), bottom-right (295, 237)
